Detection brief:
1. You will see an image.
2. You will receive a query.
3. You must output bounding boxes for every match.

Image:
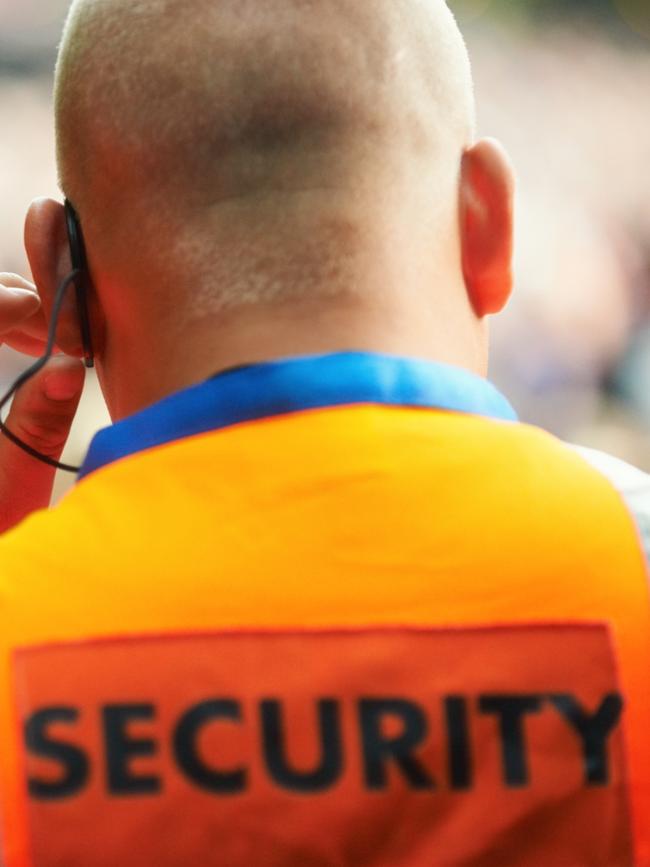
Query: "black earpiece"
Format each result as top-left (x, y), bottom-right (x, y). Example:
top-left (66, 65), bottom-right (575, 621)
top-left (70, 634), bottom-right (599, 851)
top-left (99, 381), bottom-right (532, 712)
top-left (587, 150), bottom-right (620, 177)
top-left (0, 200), bottom-right (95, 474)
top-left (64, 200), bottom-right (95, 370)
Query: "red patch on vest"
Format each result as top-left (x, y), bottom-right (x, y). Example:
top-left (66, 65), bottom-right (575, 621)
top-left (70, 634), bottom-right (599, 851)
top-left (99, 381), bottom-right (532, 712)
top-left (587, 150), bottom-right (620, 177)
top-left (13, 625), bottom-right (632, 867)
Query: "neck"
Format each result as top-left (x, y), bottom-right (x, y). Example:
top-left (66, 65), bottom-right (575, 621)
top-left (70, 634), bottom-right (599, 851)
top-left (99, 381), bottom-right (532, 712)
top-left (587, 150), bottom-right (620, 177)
top-left (100, 285), bottom-right (487, 421)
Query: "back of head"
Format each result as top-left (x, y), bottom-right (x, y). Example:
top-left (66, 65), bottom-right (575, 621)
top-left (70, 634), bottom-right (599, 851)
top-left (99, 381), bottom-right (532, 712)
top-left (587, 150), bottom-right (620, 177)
top-left (55, 0), bottom-right (475, 315)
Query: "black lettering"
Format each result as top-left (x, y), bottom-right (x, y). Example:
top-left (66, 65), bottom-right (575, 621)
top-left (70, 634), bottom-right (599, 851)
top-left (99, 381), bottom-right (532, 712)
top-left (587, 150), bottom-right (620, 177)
top-left (444, 696), bottom-right (473, 790)
top-left (25, 707), bottom-right (89, 800)
top-left (103, 704), bottom-right (160, 796)
top-left (359, 698), bottom-right (435, 790)
top-left (549, 693), bottom-right (623, 785)
top-left (479, 694), bottom-right (542, 787)
top-left (173, 699), bottom-right (246, 794)
top-left (261, 699), bottom-right (343, 793)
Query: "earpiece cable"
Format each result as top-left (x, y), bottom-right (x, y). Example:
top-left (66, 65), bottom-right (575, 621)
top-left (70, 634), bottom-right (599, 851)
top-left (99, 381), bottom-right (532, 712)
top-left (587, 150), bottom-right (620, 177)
top-left (0, 270), bottom-right (83, 474)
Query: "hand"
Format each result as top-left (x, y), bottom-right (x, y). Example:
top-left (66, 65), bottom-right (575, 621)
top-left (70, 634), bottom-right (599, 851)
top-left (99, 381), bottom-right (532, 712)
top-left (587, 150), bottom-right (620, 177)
top-left (0, 274), bottom-right (85, 534)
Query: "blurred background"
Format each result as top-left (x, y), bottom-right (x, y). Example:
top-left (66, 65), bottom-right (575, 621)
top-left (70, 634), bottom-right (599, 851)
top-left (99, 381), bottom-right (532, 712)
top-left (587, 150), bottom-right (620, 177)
top-left (0, 0), bottom-right (648, 494)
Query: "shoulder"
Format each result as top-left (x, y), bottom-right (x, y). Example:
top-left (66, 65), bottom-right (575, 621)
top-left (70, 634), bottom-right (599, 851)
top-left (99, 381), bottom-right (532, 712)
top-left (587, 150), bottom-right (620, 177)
top-left (0, 465), bottom-right (133, 585)
top-left (570, 445), bottom-right (650, 568)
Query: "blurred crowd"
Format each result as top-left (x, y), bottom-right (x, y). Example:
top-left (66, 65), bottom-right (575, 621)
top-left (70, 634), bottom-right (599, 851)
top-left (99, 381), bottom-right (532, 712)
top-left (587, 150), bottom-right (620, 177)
top-left (471, 18), bottom-right (650, 467)
top-left (0, 0), bottom-right (648, 475)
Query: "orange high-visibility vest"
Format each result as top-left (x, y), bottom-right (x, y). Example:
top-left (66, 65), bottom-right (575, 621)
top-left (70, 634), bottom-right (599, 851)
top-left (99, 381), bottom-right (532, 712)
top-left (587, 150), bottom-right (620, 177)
top-left (0, 352), bottom-right (648, 867)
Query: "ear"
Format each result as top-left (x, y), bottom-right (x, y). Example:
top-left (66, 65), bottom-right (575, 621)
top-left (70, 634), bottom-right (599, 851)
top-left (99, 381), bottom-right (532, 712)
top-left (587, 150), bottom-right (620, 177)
top-left (460, 138), bottom-right (515, 317)
top-left (24, 197), bottom-right (101, 359)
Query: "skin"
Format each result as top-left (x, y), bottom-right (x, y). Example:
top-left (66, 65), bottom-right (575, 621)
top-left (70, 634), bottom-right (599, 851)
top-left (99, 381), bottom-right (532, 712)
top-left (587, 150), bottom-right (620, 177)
top-left (0, 0), bottom-right (514, 533)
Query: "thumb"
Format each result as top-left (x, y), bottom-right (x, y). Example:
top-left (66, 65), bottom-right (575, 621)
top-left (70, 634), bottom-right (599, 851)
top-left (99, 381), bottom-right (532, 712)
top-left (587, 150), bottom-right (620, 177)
top-left (0, 356), bottom-right (85, 532)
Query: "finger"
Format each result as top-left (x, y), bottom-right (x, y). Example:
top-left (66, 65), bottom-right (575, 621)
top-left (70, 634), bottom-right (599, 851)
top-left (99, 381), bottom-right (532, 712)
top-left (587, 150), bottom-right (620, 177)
top-left (0, 356), bottom-right (85, 532)
top-left (3, 355), bottom-right (85, 459)
top-left (0, 273), bottom-right (36, 293)
top-left (0, 274), bottom-right (48, 343)
top-left (0, 283), bottom-right (41, 335)
top-left (1, 332), bottom-right (50, 357)
top-left (1, 305), bottom-right (50, 349)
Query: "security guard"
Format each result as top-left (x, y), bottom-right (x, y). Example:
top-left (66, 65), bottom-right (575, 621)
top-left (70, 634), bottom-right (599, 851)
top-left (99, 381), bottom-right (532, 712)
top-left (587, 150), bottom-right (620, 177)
top-left (0, 0), bottom-right (648, 865)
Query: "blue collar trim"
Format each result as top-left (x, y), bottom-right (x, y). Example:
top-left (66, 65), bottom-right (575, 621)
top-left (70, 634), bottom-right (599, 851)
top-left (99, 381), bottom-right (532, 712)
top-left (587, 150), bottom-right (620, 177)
top-left (79, 352), bottom-right (517, 480)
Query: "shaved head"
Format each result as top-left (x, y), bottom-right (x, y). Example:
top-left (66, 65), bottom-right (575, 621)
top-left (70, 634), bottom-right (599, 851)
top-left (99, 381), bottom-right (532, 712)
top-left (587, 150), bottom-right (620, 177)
top-left (55, 0), bottom-right (475, 312)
